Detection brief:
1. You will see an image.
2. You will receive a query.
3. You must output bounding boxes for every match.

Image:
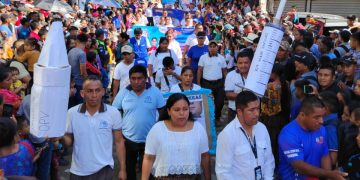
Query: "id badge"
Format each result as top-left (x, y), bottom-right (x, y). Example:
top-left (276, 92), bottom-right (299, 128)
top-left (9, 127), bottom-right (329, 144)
top-left (254, 166), bottom-right (263, 180)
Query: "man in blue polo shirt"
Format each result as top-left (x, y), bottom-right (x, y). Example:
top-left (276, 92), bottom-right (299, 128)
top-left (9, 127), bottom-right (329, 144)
top-left (112, 65), bottom-right (165, 180)
top-left (278, 96), bottom-right (348, 179)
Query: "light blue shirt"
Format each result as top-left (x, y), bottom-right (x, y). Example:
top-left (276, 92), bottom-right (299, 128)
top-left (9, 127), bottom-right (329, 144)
top-left (112, 83), bottom-right (166, 143)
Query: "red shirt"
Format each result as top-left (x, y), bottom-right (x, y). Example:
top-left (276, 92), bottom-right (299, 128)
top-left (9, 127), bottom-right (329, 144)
top-left (29, 31), bottom-right (40, 40)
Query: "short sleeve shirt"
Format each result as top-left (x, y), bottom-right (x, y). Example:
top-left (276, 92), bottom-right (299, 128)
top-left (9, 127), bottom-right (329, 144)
top-left (66, 104), bottom-right (122, 176)
top-left (112, 85), bottom-right (166, 143)
top-left (187, 45), bottom-right (208, 70)
top-left (68, 48), bottom-right (86, 86)
top-left (198, 53), bottom-right (227, 81)
top-left (113, 61), bottom-right (134, 90)
top-left (155, 66), bottom-right (181, 92)
top-left (278, 120), bottom-right (329, 179)
top-left (224, 70), bottom-right (246, 110)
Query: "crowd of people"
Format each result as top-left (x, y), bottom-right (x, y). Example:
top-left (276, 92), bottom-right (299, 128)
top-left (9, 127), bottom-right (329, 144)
top-left (0, 0), bottom-right (360, 179)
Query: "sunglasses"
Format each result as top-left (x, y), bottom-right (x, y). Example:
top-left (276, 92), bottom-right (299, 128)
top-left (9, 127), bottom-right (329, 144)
top-left (122, 52), bottom-right (131, 56)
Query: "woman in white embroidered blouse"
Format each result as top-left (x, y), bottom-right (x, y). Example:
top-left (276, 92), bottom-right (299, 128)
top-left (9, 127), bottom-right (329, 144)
top-left (141, 93), bottom-right (210, 180)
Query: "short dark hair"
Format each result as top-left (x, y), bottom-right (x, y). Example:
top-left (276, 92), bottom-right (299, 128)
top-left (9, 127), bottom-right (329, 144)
top-left (0, 67), bottom-right (11, 83)
top-left (8, 66), bottom-right (19, 73)
top-left (319, 91), bottom-right (340, 113)
top-left (320, 36), bottom-right (333, 52)
top-left (340, 30), bottom-right (351, 42)
top-left (162, 57), bottom-right (174, 67)
top-left (30, 21), bottom-right (40, 30)
top-left (16, 116), bottom-right (28, 131)
top-left (235, 91), bottom-right (258, 110)
top-left (318, 63), bottom-right (335, 76)
top-left (119, 32), bottom-right (129, 40)
top-left (299, 96), bottom-right (325, 115)
top-left (351, 32), bottom-right (360, 43)
top-left (86, 51), bottom-right (97, 63)
top-left (159, 93), bottom-right (194, 121)
top-left (236, 49), bottom-right (254, 62)
top-left (83, 75), bottom-right (102, 87)
top-left (76, 33), bottom-right (89, 43)
top-left (129, 65), bottom-right (148, 78)
top-left (0, 117), bottom-right (17, 148)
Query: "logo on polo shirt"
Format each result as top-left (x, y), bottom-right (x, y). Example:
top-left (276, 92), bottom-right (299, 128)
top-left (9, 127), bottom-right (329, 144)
top-left (315, 136), bottom-right (324, 144)
top-left (99, 121), bottom-right (109, 129)
top-left (145, 96), bottom-right (152, 103)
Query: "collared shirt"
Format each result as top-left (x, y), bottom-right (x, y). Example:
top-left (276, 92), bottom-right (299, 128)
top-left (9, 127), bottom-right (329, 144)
top-left (278, 120), bottom-right (329, 179)
top-left (198, 53), bottom-right (227, 81)
top-left (225, 70), bottom-right (246, 110)
top-left (216, 117), bottom-right (275, 180)
top-left (66, 103), bottom-right (122, 176)
top-left (112, 84), bottom-right (166, 143)
top-left (185, 33), bottom-right (209, 48)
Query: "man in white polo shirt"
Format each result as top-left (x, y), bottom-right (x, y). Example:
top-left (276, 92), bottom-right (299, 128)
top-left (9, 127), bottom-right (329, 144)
top-left (63, 75), bottom-right (126, 180)
top-left (113, 45), bottom-right (135, 98)
top-left (225, 49), bottom-right (254, 121)
top-left (197, 40), bottom-right (227, 125)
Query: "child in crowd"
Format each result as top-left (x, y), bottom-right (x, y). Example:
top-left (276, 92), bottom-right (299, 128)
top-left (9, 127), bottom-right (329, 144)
top-left (0, 117), bottom-right (34, 176)
top-left (14, 38), bottom-right (41, 77)
top-left (9, 67), bottom-right (26, 98)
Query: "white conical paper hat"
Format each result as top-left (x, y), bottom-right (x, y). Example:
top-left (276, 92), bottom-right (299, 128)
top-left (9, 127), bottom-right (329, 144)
top-left (37, 21), bottom-right (69, 67)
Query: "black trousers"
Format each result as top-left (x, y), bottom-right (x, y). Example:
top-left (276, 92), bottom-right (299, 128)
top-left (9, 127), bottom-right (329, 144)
top-left (201, 78), bottom-right (225, 120)
top-left (124, 137), bottom-right (145, 180)
top-left (70, 166), bottom-right (113, 180)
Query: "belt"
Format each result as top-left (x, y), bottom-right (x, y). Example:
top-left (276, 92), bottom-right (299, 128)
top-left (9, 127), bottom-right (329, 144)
top-left (154, 174), bottom-right (200, 180)
top-left (201, 78), bottom-right (222, 84)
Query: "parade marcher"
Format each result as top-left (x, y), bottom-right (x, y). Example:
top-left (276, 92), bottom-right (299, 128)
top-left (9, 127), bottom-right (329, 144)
top-left (186, 31), bottom-right (208, 82)
top-left (216, 91), bottom-right (275, 179)
top-left (141, 93), bottom-right (210, 180)
top-left (113, 45), bottom-right (134, 98)
top-left (198, 40), bottom-right (227, 124)
top-left (183, 24), bottom-right (209, 58)
top-left (278, 96), bottom-right (347, 179)
top-left (112, 65), bottom-right (165, 180)
top-left (155, 57), bottom-right (181, 92)
top-left (170, 66), bottom-right (201, 93)
top-left (63, 76), bottom-right (126, 180)
top-left (68, 33), bottom-right (88, 105)
top-left (129, 28), bottom-right (150, 67)
top-left (225, 49), bottom-right (253, 121)
top-left (148, 37), bottom-right (178, 80)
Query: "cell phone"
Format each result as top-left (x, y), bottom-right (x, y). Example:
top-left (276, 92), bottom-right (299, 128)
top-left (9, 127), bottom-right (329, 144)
top-left (303, 85), bottom-right (313, 94)
top-left (2, 104), bottom-right (13, 117)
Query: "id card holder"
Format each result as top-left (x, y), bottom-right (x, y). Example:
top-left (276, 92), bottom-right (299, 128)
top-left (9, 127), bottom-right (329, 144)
top-left (254, 166), bottom-right (263, 180)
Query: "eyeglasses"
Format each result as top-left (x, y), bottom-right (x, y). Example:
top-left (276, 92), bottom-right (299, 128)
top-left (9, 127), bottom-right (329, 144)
top-left (197, 37), bottom-right (205, 39)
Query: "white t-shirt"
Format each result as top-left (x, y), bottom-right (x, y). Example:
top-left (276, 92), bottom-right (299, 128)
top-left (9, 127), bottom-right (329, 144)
top-left (66, 104), bottom-right (122, 176)
top-left (198, 53), bottom-right (227, 81)
top-left (145, 8), bottom-right (153, 17)
top-left (185, 34), bottom-right (209, 49)
top-left (168, 40), bottom-right (182, 60)
top-left (145, 121), bottom-right (209, 177)
top-left (113, 61), bottom-right (134, 90)
top-left (155, 66), bottom-right (181, 92)
top-left (224, 70), bottom-right (246, 110)
top-left (148, 49), bottom-right (179, 73)
top-left (170, 83), bottom-right (201, 92)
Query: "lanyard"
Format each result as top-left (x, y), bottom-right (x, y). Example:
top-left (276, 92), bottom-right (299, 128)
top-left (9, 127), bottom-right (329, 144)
top-left (240, 127), bottom-right (258, 162)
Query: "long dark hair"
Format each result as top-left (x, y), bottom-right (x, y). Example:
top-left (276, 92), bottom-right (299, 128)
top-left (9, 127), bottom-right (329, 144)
top-left (159, 93), bottom-right (194, 121)
top-left (155, 37), bottom-right (169, 56)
